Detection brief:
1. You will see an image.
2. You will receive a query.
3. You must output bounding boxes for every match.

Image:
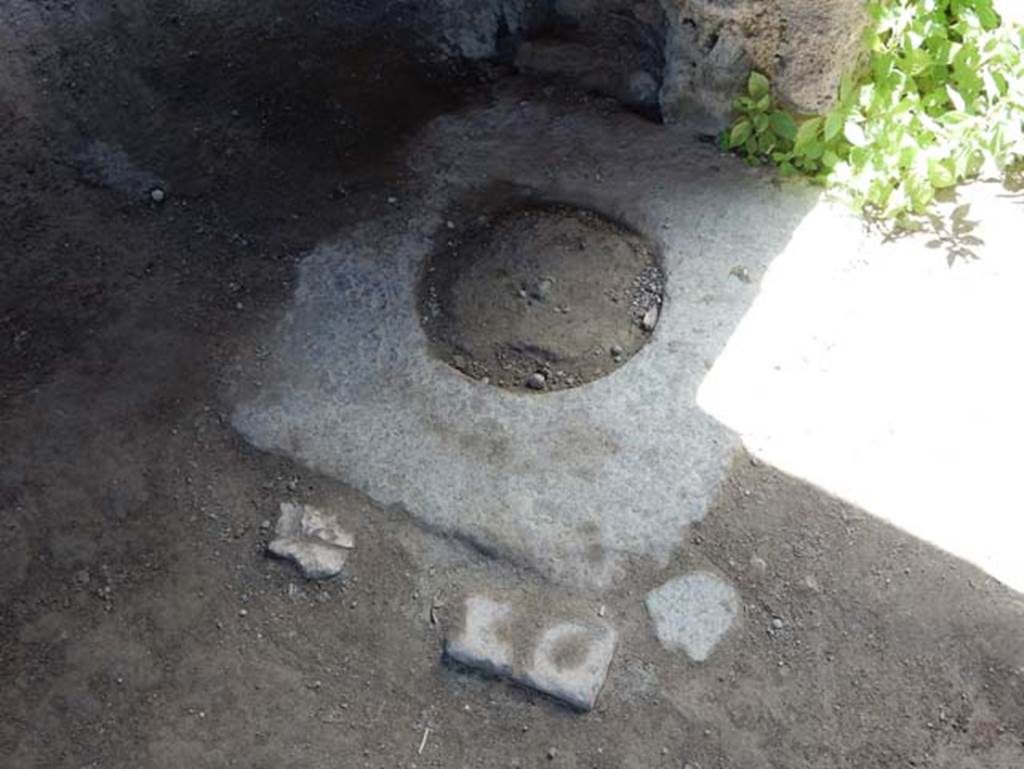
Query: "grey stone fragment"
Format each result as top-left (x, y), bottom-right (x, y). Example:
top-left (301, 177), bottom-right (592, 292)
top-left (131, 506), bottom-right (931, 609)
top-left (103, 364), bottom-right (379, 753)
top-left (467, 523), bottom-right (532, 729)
top-left (267, 537), bottom-right (348, 580)
top-left (277, 502), bottom-right (355, 549)
top-left (267, 502), bottom-right (353, 579)
top-left (444, 593), bottom-right (616, 710)
top-left (645, 572), bottom-right (739, 661)
top-left (525, 372), bottom-right (547, 390)
top-left (519, 620), bottom-right (616, 711)
top-left (641, 304), bottom-right (659, 331)
top-left (445, 595), bottom-right (514, 677)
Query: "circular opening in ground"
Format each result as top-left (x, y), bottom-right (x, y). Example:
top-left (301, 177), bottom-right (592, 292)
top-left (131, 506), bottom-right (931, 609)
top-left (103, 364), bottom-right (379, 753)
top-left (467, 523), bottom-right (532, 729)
top-left (418, 203), bottom-right (665, 392)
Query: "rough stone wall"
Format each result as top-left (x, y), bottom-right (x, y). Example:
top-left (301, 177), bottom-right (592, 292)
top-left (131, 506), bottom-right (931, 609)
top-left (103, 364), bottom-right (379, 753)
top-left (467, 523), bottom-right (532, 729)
top-left (435, 0), bottom-right (868, 128)
top-left (8, 0), bottom-right (868, 131)
top-left (516, 1), bottom-right (668, 114)
top-left (434, 0), bottom-right (551, 58)
top-left (658, 0), bottom-right (869, 128)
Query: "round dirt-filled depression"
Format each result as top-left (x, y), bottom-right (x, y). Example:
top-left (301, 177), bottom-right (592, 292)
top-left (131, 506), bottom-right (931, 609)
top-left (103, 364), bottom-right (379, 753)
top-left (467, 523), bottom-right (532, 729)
top-left (418, 203), bottom-right (665, 392)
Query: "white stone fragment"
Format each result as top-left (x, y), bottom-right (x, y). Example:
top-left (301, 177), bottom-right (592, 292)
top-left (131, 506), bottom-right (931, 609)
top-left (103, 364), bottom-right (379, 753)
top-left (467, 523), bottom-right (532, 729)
top-left (519, 621), bottom-right (616, 711)
top-left (267, 502), bottom-right (353, 579)
top-left (445, 595), bottom-right (514, 677)
top-left (641, 304), bottom-right (660, 331)
top-left (645, 572), bottom-right (739, 661)
top-left (445, 593), bottom-right (616, 711)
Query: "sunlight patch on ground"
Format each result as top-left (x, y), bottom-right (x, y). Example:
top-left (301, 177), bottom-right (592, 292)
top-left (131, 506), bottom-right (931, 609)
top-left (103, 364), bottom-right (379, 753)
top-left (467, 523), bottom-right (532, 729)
top-left (699, 182), bottom-right (1024, 592)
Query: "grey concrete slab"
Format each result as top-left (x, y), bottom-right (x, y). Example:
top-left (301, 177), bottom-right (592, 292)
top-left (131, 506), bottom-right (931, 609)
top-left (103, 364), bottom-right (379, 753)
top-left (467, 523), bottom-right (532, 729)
top-left (233, 99), bottom-right (818, 588)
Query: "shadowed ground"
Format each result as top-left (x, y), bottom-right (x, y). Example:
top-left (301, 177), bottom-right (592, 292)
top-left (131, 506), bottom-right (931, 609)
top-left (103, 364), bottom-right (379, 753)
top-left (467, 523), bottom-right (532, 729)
top-left (2, 2), bottom-right (1022, 768)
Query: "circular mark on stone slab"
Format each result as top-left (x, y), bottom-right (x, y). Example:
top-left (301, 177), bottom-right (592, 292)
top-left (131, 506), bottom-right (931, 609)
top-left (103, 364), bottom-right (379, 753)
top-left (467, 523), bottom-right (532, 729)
top-left (418, 203), bottom-right (664, 392)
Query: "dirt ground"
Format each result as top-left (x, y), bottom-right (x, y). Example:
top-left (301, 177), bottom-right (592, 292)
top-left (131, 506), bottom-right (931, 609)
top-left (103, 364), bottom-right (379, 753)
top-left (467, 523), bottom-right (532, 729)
top-left (419, 200), bottom-right (664, 391)
top-left (2, 2), bottom-right (1024, 768)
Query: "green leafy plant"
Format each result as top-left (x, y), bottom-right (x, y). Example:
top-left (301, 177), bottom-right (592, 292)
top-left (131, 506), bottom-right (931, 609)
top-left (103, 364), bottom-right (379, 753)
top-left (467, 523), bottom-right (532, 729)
top-left (723, 0), bottom-right (1024, 225)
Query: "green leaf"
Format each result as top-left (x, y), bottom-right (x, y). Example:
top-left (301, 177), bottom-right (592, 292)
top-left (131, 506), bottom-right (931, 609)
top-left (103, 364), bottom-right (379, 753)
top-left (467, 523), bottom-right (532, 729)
top-left (839, 73), bottom-right (855, 105)
top-left (824, 111), bottom-right (845, 142)
top-left (724, 2), bottom-right (1024, 226)
top-left (803, 140), bottom-right (826, 161)
top-left (748, 71), bottom-right (771, 100)
top-left (977, 5), bottom-right (1000, 30)
top-left (928, 159), bottom-right (956, 188)
top-left (795, 117), bottom-right (824, 153)
top-left (769, 111), bottom-right (798, 142)
top-left (729, 120), bottom-right (753, 149)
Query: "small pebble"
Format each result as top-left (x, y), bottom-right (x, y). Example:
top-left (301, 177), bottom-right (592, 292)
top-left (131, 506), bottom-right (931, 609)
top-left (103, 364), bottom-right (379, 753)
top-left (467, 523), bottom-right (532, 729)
top-left (730, 265), bottom-right (752, 283)
top-left (546, 747), bottom-right (557, 760)
top-left (150, 188), bottom-right (165, 203)
top-left (526, 372), bottom-right (546, 390)
top-left (533, 278), bottom-right (554, 300)
top-left (238, 608), bottom-right (248, 617)
top-left (641, 305), bottom-right (659, 331)
top-left (610, 344), bottom-right (623, 356)
top-left (771, 617), bottom-right (784, 630)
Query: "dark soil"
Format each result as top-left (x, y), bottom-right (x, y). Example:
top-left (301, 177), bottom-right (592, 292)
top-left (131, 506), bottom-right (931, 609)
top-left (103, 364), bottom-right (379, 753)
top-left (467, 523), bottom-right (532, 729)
top-left (2, 2), bottom-right (1023, 768)
top-left (419, 203), bottom-right (664, 392)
